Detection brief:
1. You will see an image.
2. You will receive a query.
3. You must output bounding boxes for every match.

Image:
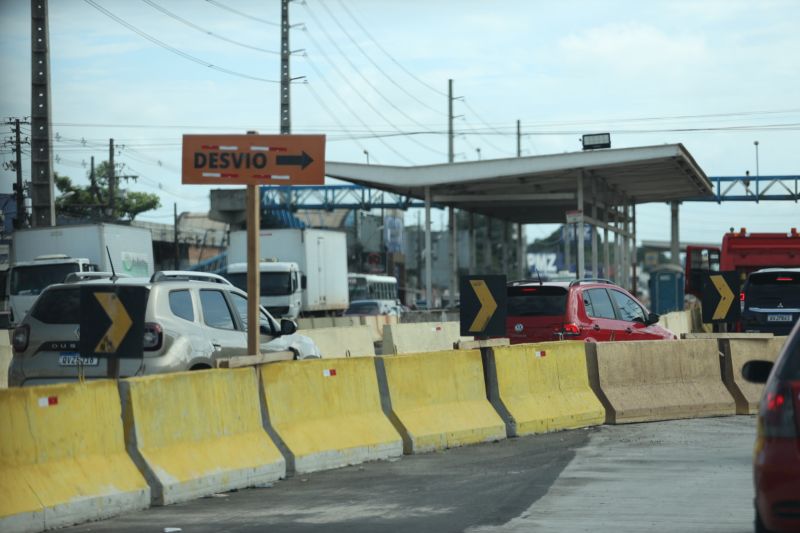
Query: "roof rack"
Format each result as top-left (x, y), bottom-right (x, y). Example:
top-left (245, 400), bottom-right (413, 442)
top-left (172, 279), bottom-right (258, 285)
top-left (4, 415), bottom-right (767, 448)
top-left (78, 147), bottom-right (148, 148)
top-left (150, 271), bottom-right (232, 285)
top-left (64, 271), bottom-right (128, 283)
top-left (568, 278), bottom-right (616, 287)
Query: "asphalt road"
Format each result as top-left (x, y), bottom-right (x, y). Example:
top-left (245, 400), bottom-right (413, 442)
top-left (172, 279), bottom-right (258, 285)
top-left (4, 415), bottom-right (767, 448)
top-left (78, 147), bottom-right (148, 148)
top-left (64, 416), bottom-right (756, 533)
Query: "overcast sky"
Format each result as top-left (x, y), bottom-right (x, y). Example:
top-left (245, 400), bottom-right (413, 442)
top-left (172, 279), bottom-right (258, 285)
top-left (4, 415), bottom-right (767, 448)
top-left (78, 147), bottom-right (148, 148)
top-left (1, 0), bottom-right (798, 244)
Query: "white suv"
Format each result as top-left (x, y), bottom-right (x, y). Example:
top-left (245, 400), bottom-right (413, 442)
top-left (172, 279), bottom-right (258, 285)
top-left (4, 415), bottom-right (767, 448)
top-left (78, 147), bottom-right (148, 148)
top-left (9, 272), bottom-right (320, 387)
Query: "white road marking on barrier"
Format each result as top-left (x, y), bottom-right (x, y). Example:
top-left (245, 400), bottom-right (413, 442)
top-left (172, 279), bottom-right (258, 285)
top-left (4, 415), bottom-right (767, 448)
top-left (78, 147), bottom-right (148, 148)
top-left (323, 369), bottom-right (337, 377)
top-left (535, 350), bottom-right (547, 358)
top-left (38, 396), bottom-right (58, 407)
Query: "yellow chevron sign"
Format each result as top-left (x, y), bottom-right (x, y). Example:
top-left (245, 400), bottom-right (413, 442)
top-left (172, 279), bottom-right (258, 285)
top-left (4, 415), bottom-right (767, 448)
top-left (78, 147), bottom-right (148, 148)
top-left (710, 275), bottom-right (735, 321)
top-left (701, 271), bottom-right (740, 324)
top-left (460, 275), bottom-right (507, 337)
top-left (94, 292), bottom-right (133, 353)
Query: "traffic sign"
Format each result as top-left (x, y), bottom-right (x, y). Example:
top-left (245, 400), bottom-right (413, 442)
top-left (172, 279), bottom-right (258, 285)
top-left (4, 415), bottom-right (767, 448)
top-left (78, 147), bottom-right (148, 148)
top-left (460, 275), bottom-right (506, 337)
top-left (80, 286), bottom-right (146, 358)
top-left (701, 271), bottom-right (740, 323)
top-left (182, 134), bottom-right (325, 185)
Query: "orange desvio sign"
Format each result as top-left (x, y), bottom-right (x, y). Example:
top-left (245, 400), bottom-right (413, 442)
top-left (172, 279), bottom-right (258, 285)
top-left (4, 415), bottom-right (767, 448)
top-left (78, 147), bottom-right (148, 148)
top-left (181, 134), bottom-right (325, 185)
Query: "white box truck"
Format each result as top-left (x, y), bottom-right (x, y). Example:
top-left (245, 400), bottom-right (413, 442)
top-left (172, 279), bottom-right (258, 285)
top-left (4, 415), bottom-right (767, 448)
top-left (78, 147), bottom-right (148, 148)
top-left (227, 228), bottom-right (349, 317)
top-left (7, 223), bottom-right (154, 324)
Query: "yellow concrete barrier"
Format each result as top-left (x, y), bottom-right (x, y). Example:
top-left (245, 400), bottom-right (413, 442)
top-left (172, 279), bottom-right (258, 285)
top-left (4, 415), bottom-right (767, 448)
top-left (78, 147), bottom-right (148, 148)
top-left (119, 368), bottom-right (285, 505)
top-left (0, 381), bottom-right (149, 532)
top-left (382, 321), bottom-right (470, 354)
top-left (296, 317), bottom-right (314, 330)
top-left (333, 316), bottom-right (361, 328)
top-left (489, 342), bottom-right (604, 436)
top-left (0, 331), bottom-right (10, 389)
top-left (660, 310), bottom-right (692, 337)
top-left (301, 326), bottom-right (376, 358)
top-left (311, 316), bottom-right (335, 329)
top-left (261, 357), bottom-right (402, 474)
top-left (586, 339), bottom-right (736, 424)
top-left (721, 337), bottom-right (788, 414)
top-left (378, 349), bottom-right (506, 453)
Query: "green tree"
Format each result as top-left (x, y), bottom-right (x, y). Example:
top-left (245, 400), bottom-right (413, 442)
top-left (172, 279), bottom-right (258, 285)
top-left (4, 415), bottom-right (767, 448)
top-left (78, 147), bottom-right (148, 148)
top-left (55, 161), bottom-right (160, 221)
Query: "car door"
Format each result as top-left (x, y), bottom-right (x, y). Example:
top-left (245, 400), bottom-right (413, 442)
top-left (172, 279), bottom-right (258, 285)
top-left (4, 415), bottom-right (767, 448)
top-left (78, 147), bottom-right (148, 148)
top-left (581, 288), bottom-right (621, 341)
top-left (198, 288), bottom-right (248, 360)
top-left (608, 289), bottom-right (654, 340)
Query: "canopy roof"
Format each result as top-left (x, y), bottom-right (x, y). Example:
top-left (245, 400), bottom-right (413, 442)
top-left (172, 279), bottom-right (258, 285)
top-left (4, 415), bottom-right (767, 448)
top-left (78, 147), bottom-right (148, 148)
top-left (325, 143), bottom-right (712, 224)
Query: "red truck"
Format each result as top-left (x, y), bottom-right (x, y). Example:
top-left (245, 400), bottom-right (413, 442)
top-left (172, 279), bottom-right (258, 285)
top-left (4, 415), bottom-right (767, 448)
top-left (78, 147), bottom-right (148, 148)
top-left (685, 227), bottom-right (800, 298)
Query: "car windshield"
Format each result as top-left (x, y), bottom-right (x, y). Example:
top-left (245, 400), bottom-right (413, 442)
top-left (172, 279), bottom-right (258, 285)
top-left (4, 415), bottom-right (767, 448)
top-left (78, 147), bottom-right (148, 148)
top-left (10, 263), bottom-right (81, 295)
top-left (747, 272), bottom-right (800, 307)
top-left (30, 286), bottom-right (151, 324)
top-left (507, 286), bottom-right (568, 316)
top-left (226, 272), bottom-right (293, 296)
top-left (345, 302), bottom-right (380, 315)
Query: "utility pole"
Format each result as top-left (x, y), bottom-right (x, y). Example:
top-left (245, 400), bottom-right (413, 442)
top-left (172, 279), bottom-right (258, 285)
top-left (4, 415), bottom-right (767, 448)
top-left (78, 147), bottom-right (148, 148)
top-left (30, 0), bottom-right (55, 227)
top-left (280, 0), bottom-right (291, 134)
top-left (108, 138), bottom-right (115, 220)
top-left (517, 119), bottom-right (521, 157)
top-left (13, 119), bottom-right (27, 228)
top-left (447, 79), bottom-right (458, 307)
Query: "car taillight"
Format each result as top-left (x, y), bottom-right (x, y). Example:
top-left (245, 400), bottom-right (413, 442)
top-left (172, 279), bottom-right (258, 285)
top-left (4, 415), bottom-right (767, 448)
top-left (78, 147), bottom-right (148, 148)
top-left (759, 380), bottom-right (800, 438)
top-left (12, 325), bottom-right (29, 353)
top-left (143, 322), bottom-right (163, 351)
top-left (563, 323), bottom-right (580, 336)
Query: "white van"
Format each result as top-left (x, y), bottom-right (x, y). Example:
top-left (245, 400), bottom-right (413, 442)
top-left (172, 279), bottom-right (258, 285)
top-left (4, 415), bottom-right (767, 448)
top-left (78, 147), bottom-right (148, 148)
top-left (224, 261), bottom-right (302, 319)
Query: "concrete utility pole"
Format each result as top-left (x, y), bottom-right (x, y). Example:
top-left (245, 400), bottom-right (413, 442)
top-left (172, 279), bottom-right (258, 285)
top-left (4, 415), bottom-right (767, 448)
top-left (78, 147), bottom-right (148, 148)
top-left (517, 119), bottom-right (521, 157)
top-left (30, 0), bottom-right (55, 227)
top-left (11, 119), bottom-right (27, 228)
top-left (448, 79), bottom-right (458, 306)
top-left (280, 0), bottom-right (291, 134)
top-left (108, 138), bottom-right (115, 219)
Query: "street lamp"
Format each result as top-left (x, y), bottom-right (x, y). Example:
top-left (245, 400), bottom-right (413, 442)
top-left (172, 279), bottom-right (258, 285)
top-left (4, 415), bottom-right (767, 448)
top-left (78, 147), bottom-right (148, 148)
top-left (476, 147), bottom-right (481, 160)
top-left (363, 150), bottom-right (370, 165)
top-left (753, 141), bottom-right (759, 178)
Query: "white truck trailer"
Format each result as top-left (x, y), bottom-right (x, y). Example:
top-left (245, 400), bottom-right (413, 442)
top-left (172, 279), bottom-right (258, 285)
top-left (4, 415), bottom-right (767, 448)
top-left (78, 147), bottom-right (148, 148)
top-left (7, 223), bottom-right (154, 324)
top-left (227, 228), bottom-right (349, 317)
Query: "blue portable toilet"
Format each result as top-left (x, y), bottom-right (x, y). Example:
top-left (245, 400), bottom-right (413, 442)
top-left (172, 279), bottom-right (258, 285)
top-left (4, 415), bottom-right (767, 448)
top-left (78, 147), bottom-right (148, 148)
top-left (648, 264), bottom-right (685, 315)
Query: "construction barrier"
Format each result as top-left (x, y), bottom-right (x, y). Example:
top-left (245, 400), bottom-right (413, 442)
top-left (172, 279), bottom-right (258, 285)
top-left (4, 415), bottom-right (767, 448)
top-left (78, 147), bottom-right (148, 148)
top-left (296, 318), bottom-right (314, 330)
top-left (260, 357), bottom-right (402, 474)
top-left (377, 349), bottom-right (506, 453)
top-left (301, 326), bottom-right (376, 358)
top-left (0, 381), bottom-right (149, 532)
top-left (119, 368), bottom-right (285, 505)
top-left (721, 337), bottom-right (788, 414)
top-left (381, 321), bottom-right (470, 355)
top-left (586, 339), bottom-right (737, 424)
top-left (0, 331), bottom-right (11, 389)
top-left (333, 316), bottom-right (361, 328)
top-left (660, 310), bottom-right (692, 337)
top-left (311, 316), bottom-right (335, 329)
top-left (487, 342), bottom-right (604, 437)
top-left (359, 315), bottom-right (399, 344)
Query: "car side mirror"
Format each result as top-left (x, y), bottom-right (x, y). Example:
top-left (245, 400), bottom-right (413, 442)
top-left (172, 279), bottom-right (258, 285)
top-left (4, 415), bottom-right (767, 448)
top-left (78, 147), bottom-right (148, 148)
top-left (280, 318), bottom-right (297, 336)
top-left (259, 323), bottom-right (272, 336)
top-left (742, 360), bottom-right (773, 384)
top-left (645, 312), bottom-right (660, 326)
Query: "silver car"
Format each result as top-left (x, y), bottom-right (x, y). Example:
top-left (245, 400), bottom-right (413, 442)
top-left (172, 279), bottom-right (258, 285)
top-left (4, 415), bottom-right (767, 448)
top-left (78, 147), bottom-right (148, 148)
top-left (8, 272), bottom-right (320, 387)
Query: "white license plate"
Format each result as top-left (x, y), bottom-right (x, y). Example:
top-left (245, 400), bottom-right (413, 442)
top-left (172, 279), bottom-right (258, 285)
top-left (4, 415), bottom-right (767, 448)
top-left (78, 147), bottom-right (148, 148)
top-left (58, 353), bottom-right (99, 366)
top-left (767, 314), bottom-right (793, 323)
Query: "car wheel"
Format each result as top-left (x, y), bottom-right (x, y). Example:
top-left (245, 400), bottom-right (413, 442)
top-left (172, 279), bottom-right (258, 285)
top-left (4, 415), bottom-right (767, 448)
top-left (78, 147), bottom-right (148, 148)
top-left (755, 508), bottom-right (772, 533)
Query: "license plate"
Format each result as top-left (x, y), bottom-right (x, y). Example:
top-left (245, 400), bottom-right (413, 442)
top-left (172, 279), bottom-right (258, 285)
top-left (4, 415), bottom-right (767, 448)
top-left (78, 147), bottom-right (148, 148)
top-left (767, 314), bottom-right (793, 323)
top-left (58, 352), bottom-right (99, 366)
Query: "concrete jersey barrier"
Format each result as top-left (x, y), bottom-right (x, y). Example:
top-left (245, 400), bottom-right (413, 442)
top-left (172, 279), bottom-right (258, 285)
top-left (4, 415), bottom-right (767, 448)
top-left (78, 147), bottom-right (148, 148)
top-left (660, 310), bottom-right (692, 337)
top-left (260, 357), bottom-right (402, 474)
top-left (586, 339), bottom-right (737, 424)
top-left (721, 337), bottom-right (788, 414)
top-left (0, 381), bottom-right (149, 533)
top-left (382, 321), bottom-right (470, 355)
top-left (488, 342), bottom-right (604, 437)
top-left (0, 330), bottom-right (11, 389)
top-left (119, 368), bottom-right (285, 505)
top-left (301, 326), bottom-right (376, 358)
top-left (377, 349), bottom-right (506, 453)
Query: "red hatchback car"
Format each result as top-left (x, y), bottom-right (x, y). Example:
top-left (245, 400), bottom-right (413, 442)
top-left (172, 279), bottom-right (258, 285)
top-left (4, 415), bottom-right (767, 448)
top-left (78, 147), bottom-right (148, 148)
top-left (506, 279), bottom-right (675, 343)
top-left (743, 319), bottom-right (800, 533)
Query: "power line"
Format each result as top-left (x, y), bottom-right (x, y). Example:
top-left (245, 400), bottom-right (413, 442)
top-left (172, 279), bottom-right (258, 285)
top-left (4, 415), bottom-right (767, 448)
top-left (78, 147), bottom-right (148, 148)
top-left (318, 0), bottom-right (444, 116)
top-left (84, 0), bottom-right (281, 83)
top-left (337, 0), bottom-right (446, 97)
top-left (141, 0), bottom-right (280, 55)
top-left (302, 82), bottom-right (375, 162)
top-left (204, 0), bottom-right (281, 27)
top-left (302, 3), bottom-right (445, 157)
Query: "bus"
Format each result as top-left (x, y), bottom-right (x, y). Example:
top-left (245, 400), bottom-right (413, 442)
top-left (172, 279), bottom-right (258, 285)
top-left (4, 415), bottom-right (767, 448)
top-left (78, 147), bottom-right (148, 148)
top-left (348, 273), bottom-right (398, 302)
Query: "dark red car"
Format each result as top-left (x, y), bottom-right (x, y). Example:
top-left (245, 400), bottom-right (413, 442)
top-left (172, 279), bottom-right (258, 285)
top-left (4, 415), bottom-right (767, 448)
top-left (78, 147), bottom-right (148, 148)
top-left (743, 319), bottom-right (800, 533)
top-left (506, 279), bottom-right (675, 343)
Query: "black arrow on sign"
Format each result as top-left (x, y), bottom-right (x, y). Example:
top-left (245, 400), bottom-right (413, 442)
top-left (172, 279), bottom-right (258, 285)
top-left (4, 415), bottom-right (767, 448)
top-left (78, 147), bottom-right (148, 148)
top-left (276, 151), bottom-right (313, 170)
